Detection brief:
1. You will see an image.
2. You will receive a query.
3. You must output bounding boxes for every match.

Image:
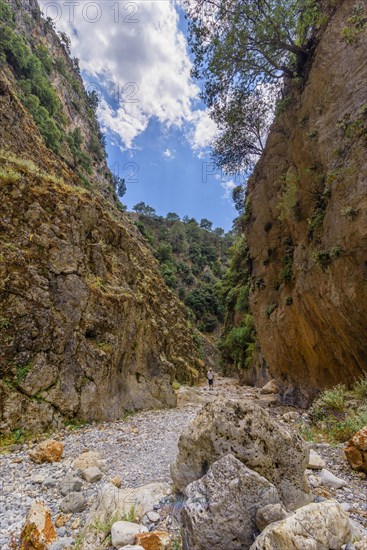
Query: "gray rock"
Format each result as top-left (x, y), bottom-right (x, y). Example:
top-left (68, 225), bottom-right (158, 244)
top-left (171, 399), bottom-right (310, 509)
top-left (60, 474), bottom-right (83, 496)
top-left (82, 466), bottom-right (103, 483)
top-left (111, 520), bottom-right (148, 548)
top-left (31, 474), bottom-right (44, 484)
top-left (119, 546), bottom-right (145, 550)
top-left (146, 511), bottom-right (160, 523)
top-left (43, 477), bottom-right (56, 488)
top-left (60, 492), bottom-right (86, 513)
top-left (250, 501), bottom-right (351, 549)
top-left (182, 454), bottom-right (281, 550)
top-left (308, 449), bottom-right (326, 470)
top-left (255, 503), bottom-right (288, 532)
top-left (319, 468), bottom-right (348, 489)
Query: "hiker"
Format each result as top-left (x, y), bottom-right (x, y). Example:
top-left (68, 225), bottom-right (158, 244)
top-left (207, 369), bottom-right (214, 390)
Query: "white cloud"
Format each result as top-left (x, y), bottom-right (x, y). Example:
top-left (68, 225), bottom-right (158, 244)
top-left (188, 109), bottom-right (218, 153)
top-left (220, 179), bottom-right (236, 200)
top-left (163, 148), bottom-right (175, 159)
top-left (40, 0), bottom-right (204, 149)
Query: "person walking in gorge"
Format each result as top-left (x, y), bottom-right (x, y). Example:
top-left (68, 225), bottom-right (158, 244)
top-left (207, 369), bottom-right (214, 391)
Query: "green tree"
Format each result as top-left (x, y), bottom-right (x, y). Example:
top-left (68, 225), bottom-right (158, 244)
top-left (187, 0), bottom-right (322, 172)
top-left (166, 212), bottom-right (180, 222)
top-left (200, 218), bottom-right (213, 231)
top-left (155, 242), bottom-right (173, 262)
top-left (111, 174), bottom-right (126, 197)
top-left (133, 202), bottom-right (157, 217)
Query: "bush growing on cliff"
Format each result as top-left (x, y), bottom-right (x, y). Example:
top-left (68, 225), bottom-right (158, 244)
top-left (0, 18), bottom-right (64, 152)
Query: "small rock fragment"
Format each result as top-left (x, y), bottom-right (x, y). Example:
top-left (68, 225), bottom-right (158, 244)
top-left (146, 511), bottom-right (160, 523)
top-left (319, 468), bottom-right (348, 489)
top-left (110, 475), bottom-right (122, 488)
top-left (20, 501), bottom-right (56, 549)
top-left (135, 530), bottom-right (171, 550)
top-left (60, 474), bottom-right (83, 496)
top-left (55, 513), bottom-right (71, 528)
top-left (308, 449), bottom-right (326, 470)
top-left (111, 521), bottom-right (148, 548)
top-left (72, 450), bottom-right (101, 470)
top-left (29, 439), bottom-right (63, 464)
top-left (82, 466), bottom-right (103, 483)
top-left (345, 426), bottom-right (367, 473)
top-left (60, 492), bottom-right (86, 513)
top-left (260, 379), bottom-right (278, 394)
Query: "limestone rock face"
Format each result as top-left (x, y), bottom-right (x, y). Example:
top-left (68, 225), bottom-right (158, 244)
top-left (181, 454), bottom-right (280, 550)
top-left (170, 399), bottom-right (309, 509)
top-left (20, 501), bottom-right (56, 550)
top-left (250, 501), bottom-right (351, 550)
top-left (29, 440), bottom-right (63, 464)
top-left (244, 0), bottom-right (367, 404)
top-left (0, 0), bottom-right (202, 433)
top-left (345, 426), bottom-right (367, 473)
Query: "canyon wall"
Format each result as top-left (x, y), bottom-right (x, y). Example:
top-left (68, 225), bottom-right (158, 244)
top-left (246, 0), bottom-right (367, 405)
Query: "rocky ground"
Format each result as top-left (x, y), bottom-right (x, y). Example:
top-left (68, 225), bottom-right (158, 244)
top-left (0, 377), bottom-right (366, 549)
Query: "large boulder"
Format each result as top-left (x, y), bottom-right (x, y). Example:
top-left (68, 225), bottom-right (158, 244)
top-left (250, 501), bottom-right (351, 549)
top-left (345, 425), bottom-right (367, 473)
top-left (170, 399), bottom-right (309, 509)
top-left (20, 501), bottom-right (56, 549)
top-left (29, 439), bottom-right (63, 464)
top-left (181, 454), bottom-right (281, 550)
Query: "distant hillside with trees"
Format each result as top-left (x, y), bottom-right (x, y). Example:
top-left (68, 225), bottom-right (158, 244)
top-left (129, 202), bottom-right (234, 334)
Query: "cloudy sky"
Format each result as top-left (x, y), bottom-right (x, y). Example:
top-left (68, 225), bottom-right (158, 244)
top-left (40, 0), bottom-right (239, 229)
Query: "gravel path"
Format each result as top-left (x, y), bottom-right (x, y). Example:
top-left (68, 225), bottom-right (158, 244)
top-left (0, 403), bottom-right (201, 549)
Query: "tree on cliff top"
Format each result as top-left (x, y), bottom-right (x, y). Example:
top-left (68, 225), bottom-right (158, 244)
top-left (186, 0), bottom-right (321, 172)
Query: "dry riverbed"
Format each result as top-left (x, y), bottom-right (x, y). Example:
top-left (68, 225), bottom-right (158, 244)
top-left (0, 378), bottom-right (366, 549)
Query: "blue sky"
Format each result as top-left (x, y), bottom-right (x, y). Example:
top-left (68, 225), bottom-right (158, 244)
top-left (40, 0), bottom-right (239, 230)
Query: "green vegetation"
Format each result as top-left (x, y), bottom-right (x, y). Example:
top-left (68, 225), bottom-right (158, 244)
top-left (314, 246), bottom-right (342, 271)
top-left (15, 363), bottom-right (32, 385)
top-left (217, 236), bottom-right (256, 371)
top-left (0, 428), bottom-right (32, 452)
top-left (278, 171), bottom-right (299, 222)
top-left (280, 238), bottom-right (294, 284)
top-left (0, 3), bottom-right (64, 152)
top-left (131, 206), bottom-right (233, 332)
top-left (341, 3), bottom-right (367, 44)
top-left (299, 377), bottom-right (367, 443)
top-left (0, 0), bottom-right (107, 175)
top-left (186, 0), bottom-right (326, 173)
top-left (0, 316), bottom-right (11, 329)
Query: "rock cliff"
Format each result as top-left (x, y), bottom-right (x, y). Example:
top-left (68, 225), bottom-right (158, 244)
top-left (0, 0), bottom-right (201, 433)
top-left (245, 0), bottom-right (367, 405)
